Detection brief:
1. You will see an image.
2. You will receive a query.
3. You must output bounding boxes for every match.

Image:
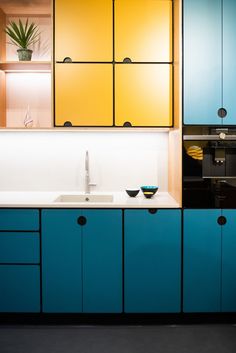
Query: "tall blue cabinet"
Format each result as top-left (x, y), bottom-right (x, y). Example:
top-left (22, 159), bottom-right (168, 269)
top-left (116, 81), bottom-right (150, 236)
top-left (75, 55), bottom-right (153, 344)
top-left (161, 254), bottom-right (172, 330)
top-left (124, 209), bottom-right (181, 313)
top-left (184, 209), bottom-right (236, 312)
top-left (184, 0), bottom-right (236, 125)
top-left (42, 209), bottom-right (122, 313)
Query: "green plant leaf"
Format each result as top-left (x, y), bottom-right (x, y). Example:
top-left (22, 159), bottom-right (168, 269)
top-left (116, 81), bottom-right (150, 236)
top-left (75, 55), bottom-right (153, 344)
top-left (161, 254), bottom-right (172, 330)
top-left (4, 19), bottom-right (40, 50)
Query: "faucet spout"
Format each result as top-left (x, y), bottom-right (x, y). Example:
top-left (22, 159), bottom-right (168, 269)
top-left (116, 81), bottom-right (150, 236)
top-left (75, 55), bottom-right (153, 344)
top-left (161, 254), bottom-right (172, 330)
top-left (85, 150), bottom-right (96, 194)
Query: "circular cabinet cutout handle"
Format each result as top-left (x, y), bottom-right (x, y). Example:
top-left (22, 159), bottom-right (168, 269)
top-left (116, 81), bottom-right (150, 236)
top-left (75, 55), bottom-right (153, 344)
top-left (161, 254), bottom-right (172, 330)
top-left (77, 216), bottom-right (87, 226)
top-left (217, 216), bottom-right (227, 226)
top-left (63, 57), bottom-right (72, 63)
top-left (123, 121), bottom-right (132, 127)
top-left (64, 121), bottom-right (72, 127)
top-left (123, 57), bottom-right (132, 63)
top-left (218, 108), bottom-right (227, 118)
top-left (148, 209), bottom-right (158, 214)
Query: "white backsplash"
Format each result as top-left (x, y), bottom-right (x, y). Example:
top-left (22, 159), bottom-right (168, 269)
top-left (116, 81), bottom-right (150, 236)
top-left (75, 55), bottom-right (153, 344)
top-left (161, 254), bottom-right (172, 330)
top-left (0, 132), bottom-right (168, 192)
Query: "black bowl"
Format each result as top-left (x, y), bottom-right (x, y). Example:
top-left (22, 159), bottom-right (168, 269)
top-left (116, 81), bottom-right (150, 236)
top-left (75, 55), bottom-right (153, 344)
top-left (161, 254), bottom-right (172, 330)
top-left (140, 186), bottom-right (159, 198)
top-left (126, 189), bottom-right (140, 197)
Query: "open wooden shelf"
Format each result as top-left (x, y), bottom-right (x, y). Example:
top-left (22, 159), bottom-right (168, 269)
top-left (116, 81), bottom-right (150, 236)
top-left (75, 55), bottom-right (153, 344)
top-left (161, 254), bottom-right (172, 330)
top-left (0, 2), bottom-right (52, 128)
top-left (0, 61), bottom-right (51, 72)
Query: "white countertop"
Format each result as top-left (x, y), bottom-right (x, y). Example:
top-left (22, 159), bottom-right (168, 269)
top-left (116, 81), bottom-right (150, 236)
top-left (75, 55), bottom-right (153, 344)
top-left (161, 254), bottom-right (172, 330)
top-left (0, 191), bottom-right (180, 208)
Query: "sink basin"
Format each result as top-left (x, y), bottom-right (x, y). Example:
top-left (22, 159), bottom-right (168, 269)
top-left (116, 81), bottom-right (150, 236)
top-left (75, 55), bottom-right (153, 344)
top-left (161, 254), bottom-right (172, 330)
top-left (54, 194), bottom-right (113, 203)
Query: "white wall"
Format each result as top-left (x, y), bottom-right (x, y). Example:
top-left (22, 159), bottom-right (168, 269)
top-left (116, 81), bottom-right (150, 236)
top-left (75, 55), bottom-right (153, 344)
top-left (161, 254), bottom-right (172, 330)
top-left (0, 131), bottom-right (168, 192)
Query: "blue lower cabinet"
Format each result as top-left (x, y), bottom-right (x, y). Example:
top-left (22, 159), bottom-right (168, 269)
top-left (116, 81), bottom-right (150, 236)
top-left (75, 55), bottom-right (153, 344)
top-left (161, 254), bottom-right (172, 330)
top-left (82, 210), bottom-right (122, 313)
top-left (0, 265), bottom-right (40, 312)
top-left (42, 209), bottom-right (122, 313)
top-left (42, 209), bottom-right (83, 313)
top-left (0, 209), bottom-right (39, 231)
top-left (221, 210), bottom-right (236, 312)
top-left (124, 209), bottom-right (181, 313)
top-left (183, 209), bottom-right (221, 312)
top-left (0, 232), bottom-right (40, 264)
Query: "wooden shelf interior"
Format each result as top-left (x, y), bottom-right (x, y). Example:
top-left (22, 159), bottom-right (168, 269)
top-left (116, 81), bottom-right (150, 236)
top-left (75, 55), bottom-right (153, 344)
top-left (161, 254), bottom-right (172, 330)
top-left (0, 0), bottom-right (51, 15)
top-left (0, 1), bottom-right (52, 128)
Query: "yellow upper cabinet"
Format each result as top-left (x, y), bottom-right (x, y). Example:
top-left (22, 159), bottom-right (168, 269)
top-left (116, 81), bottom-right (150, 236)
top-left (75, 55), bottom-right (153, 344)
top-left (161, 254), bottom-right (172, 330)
top-left (115, 64), bottom-right (172, 127)
top-left (115, 0), bottom-right (172, 62)
top-left (55, 64), bottom-right (113, 126)
top-left (55, 0), bottom-right (113, 62)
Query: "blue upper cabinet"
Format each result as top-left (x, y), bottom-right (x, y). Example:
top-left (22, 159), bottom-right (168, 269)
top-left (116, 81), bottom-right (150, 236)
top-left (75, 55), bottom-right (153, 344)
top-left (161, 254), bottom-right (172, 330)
top-left (223, 0), bottom-right (236, 125)
top-left (124, 209), bottom-right (181, 313)
top-left (221, 210), bottom-right (236, 312)
top-left (184, 0), bottom-right (236, 125)
top-left (184, 0), bottom-right (221, 125)
top-left (42, 209), bottom-right (122, 313)
top-left (183, 209), bottom-right (221, 312)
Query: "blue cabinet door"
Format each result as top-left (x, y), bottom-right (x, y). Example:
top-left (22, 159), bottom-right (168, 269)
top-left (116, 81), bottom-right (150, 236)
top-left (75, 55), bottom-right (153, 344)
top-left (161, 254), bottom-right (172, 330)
top-left (183, 209), bottom-right (221, 312)
top-left (0, 209), bottom-right (39, 231)
top-left (221, 210), bottom-right (236, 312)
top-left (0, 233), bottom-right (40, 264)
top-left (42, 209), bottom-right (83, 313)
top-left (0, 265), bottom-right (40, 312)
top-left (183, 0), bottom-right (221, 125)
top-left (223, 0), bottom-right (236, 125)
top-left (82, 210), bottom-right (122, 313)
top-left (124, 209), bottom-right (181, 313)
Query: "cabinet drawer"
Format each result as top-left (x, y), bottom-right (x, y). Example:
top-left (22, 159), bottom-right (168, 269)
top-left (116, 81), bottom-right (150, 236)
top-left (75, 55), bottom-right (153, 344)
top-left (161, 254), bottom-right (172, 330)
top-left (0, 233), bottom-right (40, 263)
top-left (0, 265), bottom-right (40, 312)
top-left (0, 209), bottom-right (39, 231)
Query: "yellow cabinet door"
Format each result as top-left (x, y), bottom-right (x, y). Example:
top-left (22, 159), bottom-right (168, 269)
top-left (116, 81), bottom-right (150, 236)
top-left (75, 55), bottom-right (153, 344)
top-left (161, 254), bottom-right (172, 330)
top-left (115, 64), bottom-right (172, 127)
top-left (115, 0), bottom-right (172, 62)
top-left (55, 64), bottom-right (113, 126)
top-left (55, 0), bottom-right (113, 62)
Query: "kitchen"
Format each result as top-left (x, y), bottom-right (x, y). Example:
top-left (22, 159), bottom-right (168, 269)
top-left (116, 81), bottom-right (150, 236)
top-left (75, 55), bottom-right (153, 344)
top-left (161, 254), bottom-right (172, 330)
top-left (0, 0), bottom-right (235, 352)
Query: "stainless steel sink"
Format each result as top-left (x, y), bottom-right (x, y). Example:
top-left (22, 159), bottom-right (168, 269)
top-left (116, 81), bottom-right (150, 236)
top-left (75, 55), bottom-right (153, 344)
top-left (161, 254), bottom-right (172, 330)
top-left (54, 194), bottom-right (113, 203)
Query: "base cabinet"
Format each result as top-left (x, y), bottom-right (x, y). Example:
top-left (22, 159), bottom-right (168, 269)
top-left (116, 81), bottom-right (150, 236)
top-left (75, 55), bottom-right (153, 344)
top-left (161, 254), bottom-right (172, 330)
top-left (42, 209), bottom-right (122, 313)
top-left (183, 209), bottom-right (236, 312)
top-left (0, 266), bottom-right (40, 313)
top-left (124, 209), bottom-right (181, 313)
top-left (0, 209), bottom-right (40, 313)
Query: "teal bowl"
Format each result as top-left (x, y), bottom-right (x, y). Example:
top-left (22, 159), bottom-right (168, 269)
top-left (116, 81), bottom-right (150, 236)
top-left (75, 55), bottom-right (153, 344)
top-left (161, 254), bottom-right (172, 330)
top-left (141, 186), bottom-right (159, 198)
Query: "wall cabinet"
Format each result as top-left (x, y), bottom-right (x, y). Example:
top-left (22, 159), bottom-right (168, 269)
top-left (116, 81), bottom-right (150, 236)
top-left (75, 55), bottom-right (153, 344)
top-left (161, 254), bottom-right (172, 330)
top-left (124, 209), bottom-right (181, 313)
top-left (42, 209), bottom-right (122, 313)
top-left (55, 0), bottom-right (113, 62)
top-left (115, 64), bottom-right (172, 127)
top-left (54, 0), bottom-right (173, 127)
top-left (183, 209), bottom-right (236, 312)
top-left (55, 64), bottom-right (113, 126)
top-left (0, 209), bottom-right (40, 312)
top-left (183, 0), bottom-right (236, 125)
top-left (114, 0), bottom-right (172, 62)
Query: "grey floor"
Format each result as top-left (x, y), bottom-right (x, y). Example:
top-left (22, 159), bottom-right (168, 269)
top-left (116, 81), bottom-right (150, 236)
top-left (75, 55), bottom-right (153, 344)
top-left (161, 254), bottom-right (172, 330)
top-left (0, 324), bottom-right (236, 353)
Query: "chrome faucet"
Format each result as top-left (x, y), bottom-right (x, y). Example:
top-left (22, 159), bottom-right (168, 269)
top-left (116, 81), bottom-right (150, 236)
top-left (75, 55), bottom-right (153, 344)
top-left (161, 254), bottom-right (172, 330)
top-left (85, 150), bottom-right (96, 194)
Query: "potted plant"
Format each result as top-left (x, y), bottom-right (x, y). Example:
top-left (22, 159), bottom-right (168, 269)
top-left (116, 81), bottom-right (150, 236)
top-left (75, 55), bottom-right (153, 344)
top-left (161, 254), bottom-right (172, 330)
top-left (5, 19), bottom-right (40, 61)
